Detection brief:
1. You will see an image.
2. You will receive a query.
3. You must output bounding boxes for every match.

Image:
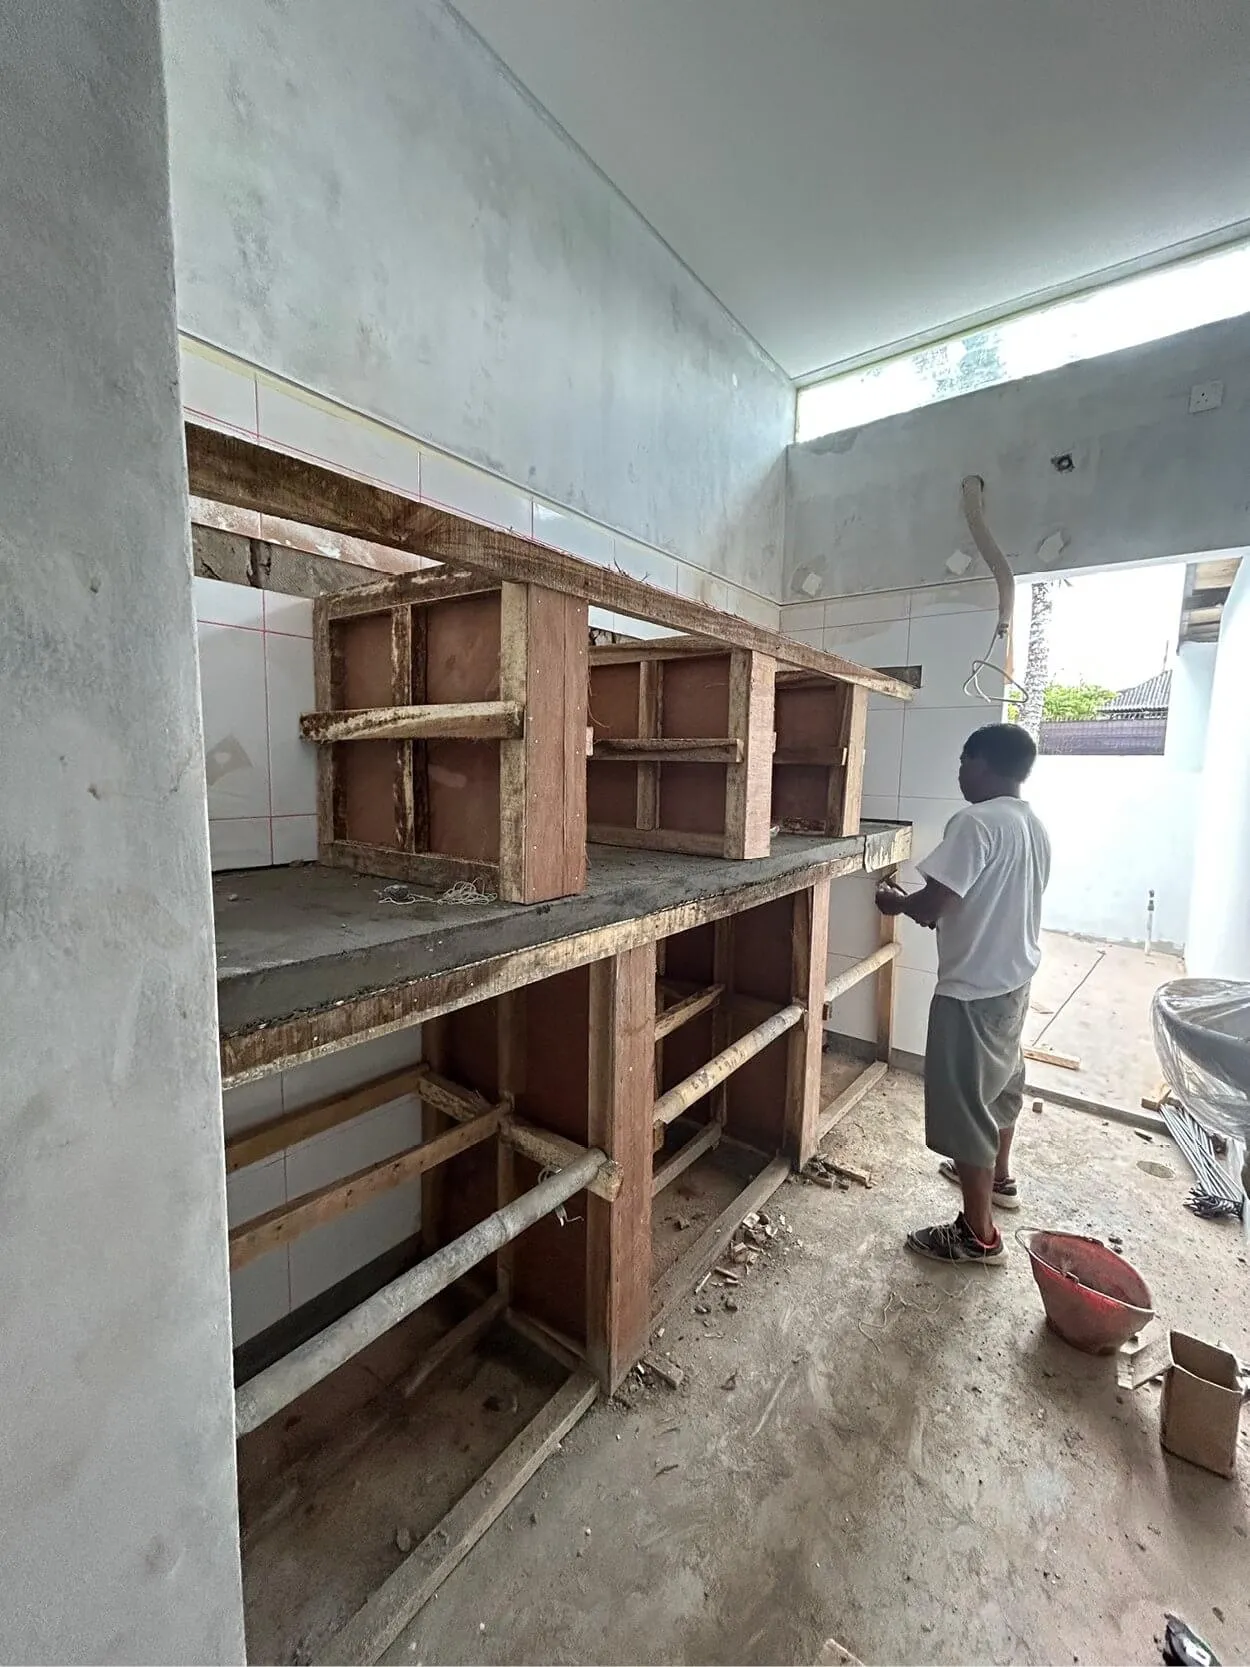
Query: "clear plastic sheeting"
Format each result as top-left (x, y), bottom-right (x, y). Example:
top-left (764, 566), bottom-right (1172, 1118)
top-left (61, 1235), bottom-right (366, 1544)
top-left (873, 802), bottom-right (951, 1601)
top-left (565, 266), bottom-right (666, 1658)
top-left (1151, 978), bottom-right (1250, 1142)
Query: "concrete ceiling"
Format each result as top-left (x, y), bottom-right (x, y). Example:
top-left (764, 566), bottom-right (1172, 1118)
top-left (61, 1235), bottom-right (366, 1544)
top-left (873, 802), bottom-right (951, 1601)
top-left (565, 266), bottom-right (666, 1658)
top-left (451, 0), bottom-right (1250, 380)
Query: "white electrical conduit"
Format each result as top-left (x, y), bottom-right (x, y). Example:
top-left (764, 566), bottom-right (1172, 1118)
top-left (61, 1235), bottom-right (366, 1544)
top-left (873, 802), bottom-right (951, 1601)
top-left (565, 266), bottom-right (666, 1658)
top-left (959, 475), bottom-right (1027, 705)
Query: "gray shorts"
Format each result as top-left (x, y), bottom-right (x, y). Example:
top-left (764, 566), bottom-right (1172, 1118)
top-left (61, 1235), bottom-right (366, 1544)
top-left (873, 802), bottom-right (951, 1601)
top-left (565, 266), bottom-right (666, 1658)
top-left (924, 985), bottom-right (1029, 1169)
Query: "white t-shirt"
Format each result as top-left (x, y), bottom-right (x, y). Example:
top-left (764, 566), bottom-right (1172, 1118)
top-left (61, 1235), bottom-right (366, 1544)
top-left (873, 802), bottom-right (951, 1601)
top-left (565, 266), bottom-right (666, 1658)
top-left (917, 797), bottom-right (1051, 1001)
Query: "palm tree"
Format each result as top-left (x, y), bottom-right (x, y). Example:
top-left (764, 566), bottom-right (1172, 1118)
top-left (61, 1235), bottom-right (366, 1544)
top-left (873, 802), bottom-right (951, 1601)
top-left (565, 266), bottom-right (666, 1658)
top-left (1018, 581), bottom-right (1055, 738)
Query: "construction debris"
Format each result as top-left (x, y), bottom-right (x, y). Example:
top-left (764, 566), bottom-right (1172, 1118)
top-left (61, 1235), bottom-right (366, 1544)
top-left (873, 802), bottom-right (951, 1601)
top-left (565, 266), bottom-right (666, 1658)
top-left (641, 1354), bottom-right (685, 1391)
top-left (798, 1154), bottom-right (871, 1188)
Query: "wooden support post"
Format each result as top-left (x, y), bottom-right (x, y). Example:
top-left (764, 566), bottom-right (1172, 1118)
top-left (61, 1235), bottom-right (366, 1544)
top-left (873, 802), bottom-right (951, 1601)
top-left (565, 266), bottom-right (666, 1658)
top-left (654, 982), bottom-right (723, 1041)
top-left (420, 1018), bottom-right (449, 1257)
top-left (636, 658), bottom-right (660, 832)
top-left (835, 683), bottom-right (868, 836)
top-left (710, 917), bottom-right (734, 1128)
top-left (724, 650), bottom-right (775, 858)
top-left (498, 582), bottom-right (588, 903)
top-left (785, 876), bottom-right (831, 1167)
top-left (391, 606), bottom-right (415, 850)
top-left (495, 990), bottom-right (525, 1306)
top-left (585, 941), bottom-right (655, 1392)
top-left (876, 867), bottom-right (899, 1063)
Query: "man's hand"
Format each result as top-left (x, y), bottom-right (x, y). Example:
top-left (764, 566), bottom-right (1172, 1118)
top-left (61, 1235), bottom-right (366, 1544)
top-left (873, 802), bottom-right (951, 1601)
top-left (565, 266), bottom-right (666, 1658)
top-left (875, 876), bottom-right (955, 927)
top-left (875, 879), bottom-right (909, 916)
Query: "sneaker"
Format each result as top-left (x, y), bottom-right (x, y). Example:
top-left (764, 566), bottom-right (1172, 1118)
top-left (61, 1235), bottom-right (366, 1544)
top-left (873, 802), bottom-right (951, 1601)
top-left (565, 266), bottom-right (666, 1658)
top-left (906, 1213), bottom-right (1006, 1265)
top-left (938, 1158), bottom-right (1021, 1210)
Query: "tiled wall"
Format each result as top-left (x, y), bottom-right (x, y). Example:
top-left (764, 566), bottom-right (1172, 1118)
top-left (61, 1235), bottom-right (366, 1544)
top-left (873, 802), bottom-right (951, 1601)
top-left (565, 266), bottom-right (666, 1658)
top-left (181, 337), bottom-right (781, 642)
top-left (224, 1030), bottom-right (425, 1345)
top-left (196, 576), bottom-right (317, 869)
top-left (783, 578), bottom-right (1005, 1061)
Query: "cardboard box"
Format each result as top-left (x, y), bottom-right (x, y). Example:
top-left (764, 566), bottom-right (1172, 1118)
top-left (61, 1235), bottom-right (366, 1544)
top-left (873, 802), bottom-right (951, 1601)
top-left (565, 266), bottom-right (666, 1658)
top-left (1160, 1330), bottom-right (1243, 1478)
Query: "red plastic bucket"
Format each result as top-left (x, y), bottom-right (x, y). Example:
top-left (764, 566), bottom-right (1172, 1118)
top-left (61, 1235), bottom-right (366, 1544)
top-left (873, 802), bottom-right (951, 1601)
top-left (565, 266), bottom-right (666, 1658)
top-left (1016, 1229), bottom-right (1154, 1354)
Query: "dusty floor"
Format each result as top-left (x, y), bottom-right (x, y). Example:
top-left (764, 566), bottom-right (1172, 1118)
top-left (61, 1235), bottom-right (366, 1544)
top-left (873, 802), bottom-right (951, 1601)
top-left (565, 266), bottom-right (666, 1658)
top-left (1025, 931), bottom-right (1184, 1112)
top-left (367, 1070), bottom-right (1250, 1667)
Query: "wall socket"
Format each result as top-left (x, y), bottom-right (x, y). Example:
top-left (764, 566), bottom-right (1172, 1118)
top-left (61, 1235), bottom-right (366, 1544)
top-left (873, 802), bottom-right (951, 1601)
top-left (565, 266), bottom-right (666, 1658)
top-left (1189, 380), bottom-right (1224, 413)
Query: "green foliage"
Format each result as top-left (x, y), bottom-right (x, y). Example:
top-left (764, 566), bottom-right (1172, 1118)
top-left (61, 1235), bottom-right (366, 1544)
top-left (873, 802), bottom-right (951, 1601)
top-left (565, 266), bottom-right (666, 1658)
top-left (1042, 681), bottom-right (1115, 721)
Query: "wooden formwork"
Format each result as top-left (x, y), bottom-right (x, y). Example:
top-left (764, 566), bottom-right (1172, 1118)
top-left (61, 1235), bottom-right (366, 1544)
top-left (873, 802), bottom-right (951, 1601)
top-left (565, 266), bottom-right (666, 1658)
top-left (773, 670), bottom-right (868, 837)
top-left (303, 575), bottom-right (587, 903)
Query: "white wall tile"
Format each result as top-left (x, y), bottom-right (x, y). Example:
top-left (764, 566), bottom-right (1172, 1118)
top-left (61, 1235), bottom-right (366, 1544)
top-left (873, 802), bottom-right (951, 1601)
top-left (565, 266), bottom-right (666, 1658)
top-left (209, 817), bottom-right (272, 870)
top-left (180, 347), bottom-right (257, 436)
top-left (861, 792), bottom-right (902, 823)
top-left (896, 914), bottom-right (940, 976)
top-left (532, 501), bottom-right (614, 568)
top-left (823, 591), bottom-right (911, 628)
top-left (737, 590), bottom-right (781, 630)
top-left (822, 950), bottom-right (877, 1043)
top-left (899, 707), bottom-right (976, 801)
top-left (280, 1029), bottom-right (424, 1112)
top-left (784, 626), bottom-right (824, 648)
top-left (780, 600), bottom-right (826, 634)
top-left (893, 967), bottom-right (937, 1057)
top-left (824, 618), bottom-right (911, 668)
top-left (827, 872), bottom-right (879, 959)
top-left (263, 592), bottom-right (313, 638)
top-left (230, 1252), bottom-right (292, 1346)
top-left (612, 536), bottom-right (681, 595)
top-left (589, 607), bottom-right (619, 634)
top-left (225, 1152), bottom-right (286, 1228)
top-left (677, 566), bottom-right (730, 613)
top-left (908, 577), bottom-right (1001, 618)
top-left (194, 576), bottom-right (264, 631)
top-left (863, 706), bottom-right (904, 803)
top-left (272, 815), bottom-right (318, 864)
top-left (258, 384), bottom-right (422, 497)
top-left (614, 615), bottom-right (683, 640)
top-left (221, 1075), bottom-right (282, 1138)
top-left (199, 621), bottom-right (270, 820)
top-left (284, 1097), bottom-right (423, 1195)
top-left (906, 608), bottom-right (1002, 710)
top-left (421, 449), bottom-right (532, 535)
top-left (265, 631), bottom-right (318, 817)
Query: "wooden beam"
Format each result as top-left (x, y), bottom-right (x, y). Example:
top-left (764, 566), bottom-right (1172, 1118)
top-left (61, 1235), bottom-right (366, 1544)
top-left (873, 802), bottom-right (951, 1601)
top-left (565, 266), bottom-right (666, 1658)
top-left (724, 649), bottom-right (775, 859)
top-left (397, 1291), bottom-right (506, 1399)
top-left (300, 700), bottom-right (524, 743)
top-left (502, 1118), bottom-right (623, 1202)
top-left (587, 824), bottom-right (726, 857)
top-left (318, 841), bottom-right (498, 892)
top-left (585, 943), bottom-right (656, 1392)
top-left (590, 636), bottom-right (726, 664)
top-left (635, 658), bottom-right (660, 832)
top-left (412, 1063), bottom-right (496, 1124)
top-left (654, 1001), bottom-right (805, 1126)
top-left (225, 1064), bottom-right (426, 1172)
top-left (192, 522), bottom-right (383, 598)
top-left (391, 607), bottom-right (415, 851)
top-left (321, 568), bottom-right (495, 619)
top-left (185, 423), bottom-right (912, 699)
top-left (836, 683), bottom-right (867, 837)
top-left (591, 736), bottom-right (743, 764)
top-left (654, 982), bottom-right (724, 1041)
top-left (317, 1373), bottom-right (599, 1666)
top-left (816, 1060), bottom-right (888, 1143)
top-left (786, 877), bottom-right (831, 1166)
top-left (229, 1108), bottom-right (501, 1269)
top-left (651, 1120), bottom-right (721, 1196)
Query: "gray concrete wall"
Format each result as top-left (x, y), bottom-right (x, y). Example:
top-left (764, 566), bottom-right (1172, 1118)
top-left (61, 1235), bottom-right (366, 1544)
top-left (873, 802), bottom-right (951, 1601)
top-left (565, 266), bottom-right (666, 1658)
top-left (163, 0), bottom-right (793, 597)
top-left (786, 316), bottom-right (1250, 601)
top-left (0, 2), bottom-right (244, 1658)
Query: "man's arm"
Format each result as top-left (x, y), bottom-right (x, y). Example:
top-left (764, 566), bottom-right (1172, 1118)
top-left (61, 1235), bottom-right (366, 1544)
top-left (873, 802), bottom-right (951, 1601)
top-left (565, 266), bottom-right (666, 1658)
top-left (875, 876), bottom-right (957, 928)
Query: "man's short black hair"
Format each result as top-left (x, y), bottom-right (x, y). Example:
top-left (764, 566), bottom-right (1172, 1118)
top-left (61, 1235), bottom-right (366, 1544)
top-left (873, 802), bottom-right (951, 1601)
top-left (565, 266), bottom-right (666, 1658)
top-left (963, 722), bottom-right (1037, 783)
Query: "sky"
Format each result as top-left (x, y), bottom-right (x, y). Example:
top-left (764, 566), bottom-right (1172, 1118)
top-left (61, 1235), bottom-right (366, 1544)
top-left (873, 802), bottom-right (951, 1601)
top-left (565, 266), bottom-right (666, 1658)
top-left (1011, 562), bottom-right (1186, 692)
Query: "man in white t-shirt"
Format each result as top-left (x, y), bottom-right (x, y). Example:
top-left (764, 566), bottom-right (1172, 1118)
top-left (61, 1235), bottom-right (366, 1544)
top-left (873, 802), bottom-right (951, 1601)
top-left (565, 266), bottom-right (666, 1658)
top-left (876, 723), bottom-right (1051, 1264)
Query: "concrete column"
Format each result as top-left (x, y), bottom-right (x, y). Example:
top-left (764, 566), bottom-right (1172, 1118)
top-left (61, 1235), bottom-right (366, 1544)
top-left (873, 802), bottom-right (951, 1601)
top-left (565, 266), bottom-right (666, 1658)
top-left (1164, 640), bottom-right (1217, 772)
top-left (1187, 560), bottom-right (1250, 978)
top-left (0, 3), bottom-right (244, 1659)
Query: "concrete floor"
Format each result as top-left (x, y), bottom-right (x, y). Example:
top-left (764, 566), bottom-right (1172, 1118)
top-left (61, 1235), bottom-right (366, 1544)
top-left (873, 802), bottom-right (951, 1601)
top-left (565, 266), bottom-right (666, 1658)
top-left (1025, 930), bottom-right (1185, 1112)
top-left (383, 1069), bottom-right (1249, 1667)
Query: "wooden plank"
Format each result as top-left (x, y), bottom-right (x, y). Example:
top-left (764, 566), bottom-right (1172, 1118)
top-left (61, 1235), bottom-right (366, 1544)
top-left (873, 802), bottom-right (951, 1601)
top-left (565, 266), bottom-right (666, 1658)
top-left (319, 841), bottom-right (499, 892)
top-left (419, 1018), bottom-right (449, 1259)
top-left (225, 1064), bottom-right (426, 1173)
top-left (650, 1156), bottom-right (790, 1324)
top-left (786, 877), bottom-right (831, 1166)
top-left (836, 683), bottom-right (868, 836)
top-left (312, 605), bottom-right (342, 847)
top-left (318, 1372), bottom-right (599, 1666)
top-left (192, 523), bottom-right (384, 598)
top-left (391, 608), bottom-right (415, 851)
top-left (562, 592), bottom-right (590, 896)
top-left (585, 943), bottom-right (656, 1392)
top-left (300, 700), bottom-right (524, 743)
top-left (397, 1291), bottom-right (506, 1399)
top-left (651, 1120), bottom-right (721, 1197)
top-left (723, 650), bottom-right (775, 859)
top-left (412, 1064), bottom-right (495, 1123)
top-left (494, 989), bottom-right (525, 1306)
top-left (496, 581), bottom-right (530, 904)
top-left (591, 636), bottom-right (728, 664)
top-left (222, 846), bottom-right (871, 1086)
top-left (593, 736), bottom-right (742, 764)
top-left (816, 1060), bottom-right (888, 1143)
top-left (229, 1109), bottom-right (500, 1269)
top-left (322, 568), bottom-right (497, 619)
top-left (875, 873), bottom-right (899, 1062)
top-left (587, 824), bottom-right (726, 857)
top-left (185, 424), bottom-right (912, 699)
top-left (502, 1118), bottom-right (623, 1202)
top-left (505, 1309), bottom-right (587, 1373)
top-left (654, 982), bottom-right (723, 1041)
top-left (635, 659), bottom-right (660, 832)
top-left (410, 608), bottom-right (430, 851)
top-left (1024, 1044), bottom-right (1082, 1071)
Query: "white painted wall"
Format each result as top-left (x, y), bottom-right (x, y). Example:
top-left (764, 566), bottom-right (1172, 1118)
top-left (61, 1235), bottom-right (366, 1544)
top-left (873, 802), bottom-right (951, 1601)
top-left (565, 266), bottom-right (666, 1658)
top-left (786, 315), bottom-right (1250, 602)
top-left (163, 0), bottom-right (793, 601)
top-left (1188, 561), bottom-right (1250, 976)
top-left (0, 1), bottom-right (244, 1655)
